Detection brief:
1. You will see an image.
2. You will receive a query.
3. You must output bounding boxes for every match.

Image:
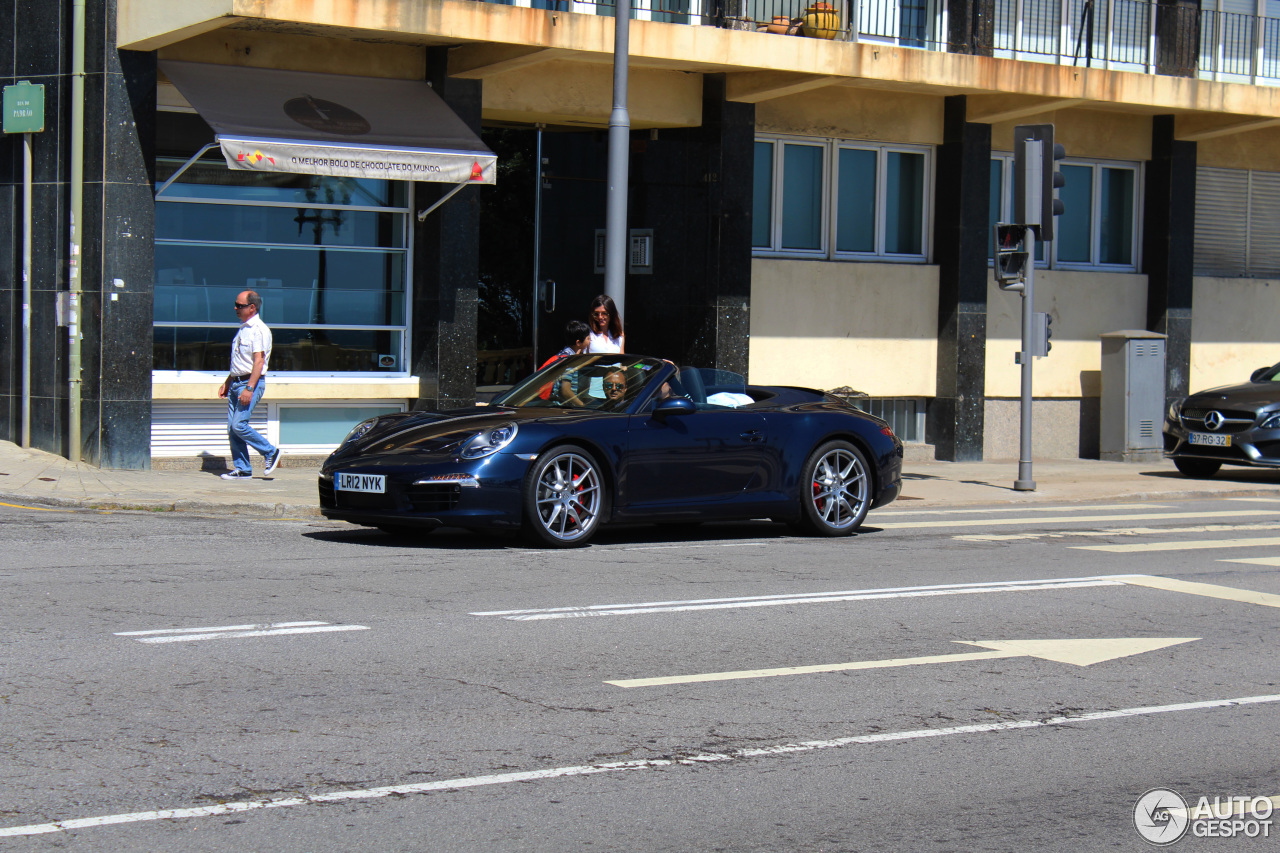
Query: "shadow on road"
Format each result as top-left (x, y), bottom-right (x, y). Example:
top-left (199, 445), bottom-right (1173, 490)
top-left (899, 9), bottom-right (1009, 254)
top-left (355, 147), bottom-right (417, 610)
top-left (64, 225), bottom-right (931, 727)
top-left (303, 519), bottom-right (883, 549)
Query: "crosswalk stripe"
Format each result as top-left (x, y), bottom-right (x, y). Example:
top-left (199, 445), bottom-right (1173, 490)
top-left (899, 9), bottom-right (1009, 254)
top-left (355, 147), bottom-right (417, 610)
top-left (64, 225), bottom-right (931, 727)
top-left (876, 510), bottom-right (1272, 530)
top-left (957, 522), bottom-right (1280, 542)
top-left (1074, 536), bottom-right (1280, 554)
top-left (1112, 574), bottom-right (1280, 608)
top-left (1219, 556), bottom-right (1280, 566)
top-left (883, 503), bottom-right (1171, 516)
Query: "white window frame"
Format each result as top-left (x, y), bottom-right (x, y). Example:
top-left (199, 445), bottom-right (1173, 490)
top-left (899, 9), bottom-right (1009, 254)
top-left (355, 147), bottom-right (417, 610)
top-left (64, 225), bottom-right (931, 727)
top-left (754, 135), bottom-right (933, 264)
top-left (990, 153), bottom-right (1142, 272)
top-left (152, 132), bottom-right (415, 380)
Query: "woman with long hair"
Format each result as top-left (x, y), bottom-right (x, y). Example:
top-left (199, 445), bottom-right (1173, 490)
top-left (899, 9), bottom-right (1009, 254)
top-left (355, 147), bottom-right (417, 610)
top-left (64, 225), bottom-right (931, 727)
top-left (587, 294), bottom-right (625, 353)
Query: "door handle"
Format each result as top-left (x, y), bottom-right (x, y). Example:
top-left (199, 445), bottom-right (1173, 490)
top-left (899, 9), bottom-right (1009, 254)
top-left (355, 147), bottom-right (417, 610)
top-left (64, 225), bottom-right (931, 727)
top-left (739, 430), bottom-right (764, 443)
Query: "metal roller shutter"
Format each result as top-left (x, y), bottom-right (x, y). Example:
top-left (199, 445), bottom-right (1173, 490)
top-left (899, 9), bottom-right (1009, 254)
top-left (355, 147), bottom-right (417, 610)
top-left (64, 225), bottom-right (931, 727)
top-left (151, 402), bottom-right (268, 458)
top-left (1194, 166), bottom-right (1249, 276)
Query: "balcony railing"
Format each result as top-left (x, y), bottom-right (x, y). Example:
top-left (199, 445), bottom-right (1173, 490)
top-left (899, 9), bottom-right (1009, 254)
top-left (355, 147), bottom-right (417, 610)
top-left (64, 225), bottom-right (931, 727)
top-left (491, 0), bottom-right (1280, 85)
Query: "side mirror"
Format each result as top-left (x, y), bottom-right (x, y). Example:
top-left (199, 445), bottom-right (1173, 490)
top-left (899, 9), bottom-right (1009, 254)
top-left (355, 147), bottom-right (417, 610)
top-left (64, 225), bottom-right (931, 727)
top-left (1251, 367), bottom-right (1270, 383)
top-left (653, 397), bottom-right (695, 419)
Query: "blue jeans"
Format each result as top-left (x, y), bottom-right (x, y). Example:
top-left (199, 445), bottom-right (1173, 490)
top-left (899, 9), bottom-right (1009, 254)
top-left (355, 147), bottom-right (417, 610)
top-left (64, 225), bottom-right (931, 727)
top-left (227, 378), bottom-right (276, 474)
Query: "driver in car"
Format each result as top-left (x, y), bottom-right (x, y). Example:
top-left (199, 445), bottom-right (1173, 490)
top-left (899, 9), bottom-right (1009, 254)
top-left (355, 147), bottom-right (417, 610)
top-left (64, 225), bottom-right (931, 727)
top-left (603, 369), bottom-right (628, 403)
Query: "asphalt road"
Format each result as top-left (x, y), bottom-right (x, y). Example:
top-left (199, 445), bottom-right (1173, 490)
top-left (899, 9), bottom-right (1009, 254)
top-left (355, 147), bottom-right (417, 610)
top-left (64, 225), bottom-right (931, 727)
top-left (3, 496), bottom-right (1280, 851)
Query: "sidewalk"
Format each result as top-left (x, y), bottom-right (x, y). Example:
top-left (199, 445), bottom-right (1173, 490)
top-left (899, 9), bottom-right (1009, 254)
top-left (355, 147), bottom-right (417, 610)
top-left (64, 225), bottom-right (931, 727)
top-left (1, 441), bottom-right (1278, 518)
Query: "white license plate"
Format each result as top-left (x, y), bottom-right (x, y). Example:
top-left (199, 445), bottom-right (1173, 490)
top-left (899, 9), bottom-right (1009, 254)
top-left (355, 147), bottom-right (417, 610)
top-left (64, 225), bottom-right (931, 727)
top-left (336, 473), bottom-right (386, 493)
top-left (1189, 432), bottom-right (1231, 447)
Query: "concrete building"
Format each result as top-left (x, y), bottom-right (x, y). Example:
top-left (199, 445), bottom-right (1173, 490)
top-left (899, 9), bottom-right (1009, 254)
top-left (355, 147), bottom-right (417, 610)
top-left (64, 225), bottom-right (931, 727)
top-left (2, 0), bottom-right (1279, 468)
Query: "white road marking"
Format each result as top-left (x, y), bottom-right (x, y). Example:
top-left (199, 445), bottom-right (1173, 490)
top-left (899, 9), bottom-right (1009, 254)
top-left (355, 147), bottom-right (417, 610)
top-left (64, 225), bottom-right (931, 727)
top-left (876, 510), bottom-right (1273, 530)
top-left (472, 577), bottom-right (1125, 620)
top-left (4, 693), bottom-right (1278, 838)
top-left (115, 621), bottom-right (369, 644)
top-left (1074, 536), bottom-right (1280, 554)
top-left (883, 503), bottom-right (1171, 516)
top-left (1228, 497), bottom-right (1280, 503)
top-left (606, 637), bottom-right (1200, 688)
top-left (957, 521), bottom-right (1280, 542)
top-left (476, 573), bottom-right (1280, 622)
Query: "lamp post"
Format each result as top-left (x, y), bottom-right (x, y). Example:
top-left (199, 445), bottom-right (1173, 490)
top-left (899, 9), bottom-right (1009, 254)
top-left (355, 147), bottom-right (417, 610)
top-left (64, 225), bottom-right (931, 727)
top-left (603, 0), bottom-right (632, 319)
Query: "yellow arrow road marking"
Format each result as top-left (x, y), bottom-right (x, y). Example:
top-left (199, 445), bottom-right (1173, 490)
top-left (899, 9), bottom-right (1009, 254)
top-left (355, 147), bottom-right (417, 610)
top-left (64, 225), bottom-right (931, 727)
top-left (605, 637), bottom-right (1199, 688)
top-left (1113, 575), bottom-right (1280, 608)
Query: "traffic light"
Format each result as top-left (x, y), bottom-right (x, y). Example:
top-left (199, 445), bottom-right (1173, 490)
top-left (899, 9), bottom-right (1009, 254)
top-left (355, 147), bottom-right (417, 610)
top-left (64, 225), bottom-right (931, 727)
top-left (1032, 311), bottom-right (1053, 357)
top-left (1013, 123), bottom-right (1066, 241)
top-left (994, 223), bottom-right (1029, 291)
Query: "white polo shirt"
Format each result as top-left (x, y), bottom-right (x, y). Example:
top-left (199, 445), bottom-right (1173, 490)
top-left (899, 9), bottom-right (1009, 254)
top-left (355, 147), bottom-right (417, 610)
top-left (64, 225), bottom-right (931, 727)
top-left (230, 313), bottom-right (273, 377)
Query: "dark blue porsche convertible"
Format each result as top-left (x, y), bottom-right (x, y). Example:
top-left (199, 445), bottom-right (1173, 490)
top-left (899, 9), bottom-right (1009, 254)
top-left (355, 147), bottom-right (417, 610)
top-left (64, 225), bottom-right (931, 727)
top-left (318, 355), bottom-right (902, 546)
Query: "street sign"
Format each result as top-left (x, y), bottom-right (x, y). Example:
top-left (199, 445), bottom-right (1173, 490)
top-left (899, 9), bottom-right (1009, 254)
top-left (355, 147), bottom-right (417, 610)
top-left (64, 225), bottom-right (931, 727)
top-left (3, 81), bottom-right (45, 134)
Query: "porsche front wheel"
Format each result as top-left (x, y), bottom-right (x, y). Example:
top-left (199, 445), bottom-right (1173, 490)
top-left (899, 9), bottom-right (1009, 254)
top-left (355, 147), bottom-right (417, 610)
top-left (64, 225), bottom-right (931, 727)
top-left (796, 440), bottom-right (870, 536)
top-left (523, 446), bottom-right (606, 547)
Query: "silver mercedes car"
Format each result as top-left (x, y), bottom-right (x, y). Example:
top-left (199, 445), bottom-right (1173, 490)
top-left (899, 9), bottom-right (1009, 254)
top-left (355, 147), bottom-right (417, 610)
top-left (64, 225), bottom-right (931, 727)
top-left (1163, 362), bottom-right (1280, 477)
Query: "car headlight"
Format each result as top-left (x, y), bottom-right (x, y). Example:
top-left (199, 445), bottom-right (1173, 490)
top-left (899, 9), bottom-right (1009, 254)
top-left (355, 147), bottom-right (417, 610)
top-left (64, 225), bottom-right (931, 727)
top-left (342, 418), bottom-right (379, 446)
top-left (1167, 399), bottom-right (1184, 422)
top-left (1259, 411), bottom-right (1280, 430)
top-left (460, 422), bottom-right (518, 459)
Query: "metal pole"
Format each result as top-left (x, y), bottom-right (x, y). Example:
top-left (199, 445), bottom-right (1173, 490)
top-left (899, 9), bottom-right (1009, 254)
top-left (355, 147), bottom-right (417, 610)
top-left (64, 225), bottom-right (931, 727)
top-left (1015, 260), bottom-right (1036, 490)
top-left (532, 127), bottom-right (544, 367)
top-left (603, 0), bottom-right (631, 319)
top-left (21, 132), bottom-right (32, 448)
top-left (69, 0), bottom-right (86, 461)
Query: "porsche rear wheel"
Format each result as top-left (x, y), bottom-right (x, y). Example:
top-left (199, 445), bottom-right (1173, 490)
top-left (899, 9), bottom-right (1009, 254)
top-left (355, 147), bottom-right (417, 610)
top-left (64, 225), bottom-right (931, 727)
top-left (523, 446), bottom-right (606, 547)
top-left (796, 440), bottom-right (870, 536)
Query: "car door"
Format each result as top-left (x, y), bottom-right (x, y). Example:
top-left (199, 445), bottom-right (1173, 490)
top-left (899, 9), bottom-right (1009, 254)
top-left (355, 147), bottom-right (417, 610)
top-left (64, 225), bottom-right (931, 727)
top-left (620, 408), bottom-right (767, 513)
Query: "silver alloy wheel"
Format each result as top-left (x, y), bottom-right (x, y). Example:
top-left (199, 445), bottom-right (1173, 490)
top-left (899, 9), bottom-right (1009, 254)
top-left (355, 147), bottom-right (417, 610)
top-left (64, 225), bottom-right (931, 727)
top-left (533, 451), bottom-right (602, 542)
top-left (808, 445), bottom-right (868, 530)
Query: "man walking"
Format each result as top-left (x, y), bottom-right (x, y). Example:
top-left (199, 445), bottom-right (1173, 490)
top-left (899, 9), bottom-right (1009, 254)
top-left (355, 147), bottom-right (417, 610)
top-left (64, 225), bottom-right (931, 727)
top-left (219, 290), bottom-right (280, 480)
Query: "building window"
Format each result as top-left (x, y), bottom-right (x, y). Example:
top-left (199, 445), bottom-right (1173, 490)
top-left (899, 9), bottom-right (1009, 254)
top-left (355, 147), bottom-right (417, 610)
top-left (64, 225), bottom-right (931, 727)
top-left (154, 152), bottom-right (411, 374)
top-left (989, 155), bottom-right (1140, 270)
top-left (754, 136), bottom-right (931, 262)
top-left (1195, 167), bottom-right (1280, 278)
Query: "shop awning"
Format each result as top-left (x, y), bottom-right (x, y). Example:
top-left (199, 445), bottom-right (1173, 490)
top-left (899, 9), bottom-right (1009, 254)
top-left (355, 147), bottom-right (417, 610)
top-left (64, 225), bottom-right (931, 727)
top-left (159, 60), bottom-right (496, 185)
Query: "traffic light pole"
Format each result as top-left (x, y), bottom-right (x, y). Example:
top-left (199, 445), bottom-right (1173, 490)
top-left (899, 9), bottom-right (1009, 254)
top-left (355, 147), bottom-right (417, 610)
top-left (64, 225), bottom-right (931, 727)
top-left (1012, 134), bottom-right (1044, 492)
top-left (1015, 261), bottom-right (1036, 491)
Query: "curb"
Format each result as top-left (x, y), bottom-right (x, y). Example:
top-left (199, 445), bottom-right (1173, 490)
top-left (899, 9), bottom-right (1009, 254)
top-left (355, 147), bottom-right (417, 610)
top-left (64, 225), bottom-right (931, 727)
top-left (890, 485), bottom-right (1280, 509)
top-left (0, 492), bottom-right (324, 518)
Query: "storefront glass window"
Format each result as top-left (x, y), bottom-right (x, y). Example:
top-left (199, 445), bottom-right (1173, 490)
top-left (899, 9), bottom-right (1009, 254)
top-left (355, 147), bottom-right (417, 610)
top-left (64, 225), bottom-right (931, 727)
top-left (154, 157), bottom-right (410, 373)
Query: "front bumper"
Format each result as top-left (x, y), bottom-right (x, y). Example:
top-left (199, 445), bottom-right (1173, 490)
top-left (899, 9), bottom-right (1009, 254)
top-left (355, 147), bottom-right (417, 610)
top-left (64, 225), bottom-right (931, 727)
top-left (1163, 416), bottom-right (1280, 468)
top-left (318, 453), bottom-right (532, 529)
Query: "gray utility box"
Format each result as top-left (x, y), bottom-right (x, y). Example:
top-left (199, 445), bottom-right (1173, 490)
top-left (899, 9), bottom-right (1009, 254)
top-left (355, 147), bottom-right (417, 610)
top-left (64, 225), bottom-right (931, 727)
top-left (1100, 330), bottom-right (1167, 462)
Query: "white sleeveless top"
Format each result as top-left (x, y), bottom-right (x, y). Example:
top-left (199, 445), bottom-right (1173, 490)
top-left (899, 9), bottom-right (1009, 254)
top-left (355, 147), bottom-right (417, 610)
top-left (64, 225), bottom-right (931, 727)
top-left (588, 330), bottom-right (622, 354)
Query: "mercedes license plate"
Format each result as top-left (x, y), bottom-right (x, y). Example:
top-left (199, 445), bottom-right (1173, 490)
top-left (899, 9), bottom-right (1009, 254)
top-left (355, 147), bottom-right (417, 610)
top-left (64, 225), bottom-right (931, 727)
top-left (336, 473), bottom-right (385, 493)
top-left (1189, 432), bottom-right (1230, 447)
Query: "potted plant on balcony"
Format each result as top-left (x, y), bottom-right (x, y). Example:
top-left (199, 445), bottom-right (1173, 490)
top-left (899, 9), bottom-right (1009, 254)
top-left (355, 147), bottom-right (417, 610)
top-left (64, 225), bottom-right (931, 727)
top-left (800, 1), bottom-right (841, 38)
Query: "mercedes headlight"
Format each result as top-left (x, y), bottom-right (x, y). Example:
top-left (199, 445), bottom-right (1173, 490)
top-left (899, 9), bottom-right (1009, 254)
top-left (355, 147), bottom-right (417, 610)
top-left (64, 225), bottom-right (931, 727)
top-left (1167, 399), bottom-right (1184, 422)
top-left (1259, 411), bottom-right (1280, 430)
top-left (342, 418), bottom-right (379, 446)
top-left (460, 422), bottom-right (518, 459)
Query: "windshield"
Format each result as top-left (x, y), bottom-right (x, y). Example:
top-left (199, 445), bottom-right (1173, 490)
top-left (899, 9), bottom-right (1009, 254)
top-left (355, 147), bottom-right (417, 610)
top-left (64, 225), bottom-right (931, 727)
top-left (494, 355), bottom-right (668, 411)
top-left (1255, 364), bottom-right (1280, 382)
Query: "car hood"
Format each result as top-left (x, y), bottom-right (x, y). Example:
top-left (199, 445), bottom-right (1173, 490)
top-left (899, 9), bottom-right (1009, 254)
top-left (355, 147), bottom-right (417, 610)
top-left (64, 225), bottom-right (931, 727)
top-left (323, 406), bottom-right (598, 464)
top-left (1184, 382), bottom-right (1280, 412)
